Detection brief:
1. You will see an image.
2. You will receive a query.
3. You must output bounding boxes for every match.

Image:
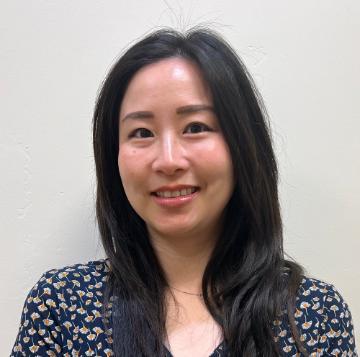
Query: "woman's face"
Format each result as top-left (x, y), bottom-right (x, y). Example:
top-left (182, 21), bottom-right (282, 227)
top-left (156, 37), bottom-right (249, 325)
top-left (118, 57), bottom-right (234, 240)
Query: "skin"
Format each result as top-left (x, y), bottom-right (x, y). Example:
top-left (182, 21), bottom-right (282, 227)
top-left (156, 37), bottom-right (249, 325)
top-left (118, 58), bottom-right (234, 356)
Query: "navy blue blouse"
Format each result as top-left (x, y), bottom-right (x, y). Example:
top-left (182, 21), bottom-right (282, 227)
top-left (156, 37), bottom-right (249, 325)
top-left (11, 260), bottom-right (357, 356)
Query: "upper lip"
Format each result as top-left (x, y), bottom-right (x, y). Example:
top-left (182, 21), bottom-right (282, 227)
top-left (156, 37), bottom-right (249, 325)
top-left (151, 185), bottom-right (199, 193)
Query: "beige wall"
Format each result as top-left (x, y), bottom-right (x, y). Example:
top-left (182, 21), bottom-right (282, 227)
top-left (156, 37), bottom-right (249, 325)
top-left (1, 0), bottom-right (359, 354)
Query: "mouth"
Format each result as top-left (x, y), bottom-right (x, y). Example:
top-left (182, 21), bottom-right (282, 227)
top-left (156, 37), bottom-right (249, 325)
top-left (151, 187), bottom-right (199, 198)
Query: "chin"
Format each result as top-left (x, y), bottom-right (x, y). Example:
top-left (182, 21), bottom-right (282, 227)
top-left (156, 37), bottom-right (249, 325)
top-left (159, 224), bottom-right (194, 236)
top-left (149, 221), bottom-right (199, 239)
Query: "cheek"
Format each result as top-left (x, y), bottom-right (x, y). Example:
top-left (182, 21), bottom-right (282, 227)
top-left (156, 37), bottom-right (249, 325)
top-left (118, 148), bottom-right (142, 187)
top-left (194, 139), bottom-right (233, 176)
top-left (201, 143), bottom-right (234, 198)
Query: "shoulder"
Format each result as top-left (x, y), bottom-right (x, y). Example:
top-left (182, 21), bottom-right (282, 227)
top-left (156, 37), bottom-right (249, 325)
top-left (25, 258), bottom-right (111, 325)
top-left (12, 259), bottom-right (113, 356)
top-left (275, 276), bottom-right (357, 355)
top-left (295, 276), bottom-right (354, 331)
top-left (295, 276), bottom-right (346, 317)
top-left (35, 259), bottom-right (110, 288)
top-left (25, 259), bottom-right (110, 308)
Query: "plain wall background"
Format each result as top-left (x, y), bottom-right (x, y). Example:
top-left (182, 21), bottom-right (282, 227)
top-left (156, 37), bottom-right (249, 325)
top-left (1, 0), bottom-right (359, 353)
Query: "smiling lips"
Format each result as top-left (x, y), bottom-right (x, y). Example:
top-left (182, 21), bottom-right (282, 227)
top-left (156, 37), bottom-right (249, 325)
top-left (151, 186), bottom-right (199, 207)
top-left (155, 187), bottom-right (197, 198)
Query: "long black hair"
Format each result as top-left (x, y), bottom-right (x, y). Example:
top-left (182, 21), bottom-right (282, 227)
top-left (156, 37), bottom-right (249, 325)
top-left (93, 27), bottom-right (307, 356)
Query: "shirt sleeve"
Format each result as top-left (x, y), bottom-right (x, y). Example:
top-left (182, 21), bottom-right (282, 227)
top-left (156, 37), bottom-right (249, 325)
top-left (320, 284), bottom-right (357, 356)
top-left (11, 272), bottom-right (63, 356)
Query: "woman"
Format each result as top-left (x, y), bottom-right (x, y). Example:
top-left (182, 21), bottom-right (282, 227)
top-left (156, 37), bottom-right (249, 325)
top-left (12, 28), bottom-right (356, 356)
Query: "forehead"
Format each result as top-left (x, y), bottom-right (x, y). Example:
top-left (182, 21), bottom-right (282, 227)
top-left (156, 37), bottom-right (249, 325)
top-left (120, 58), bottom-right (212, 114)
top-left (129, 57), bottom-right (206, 87)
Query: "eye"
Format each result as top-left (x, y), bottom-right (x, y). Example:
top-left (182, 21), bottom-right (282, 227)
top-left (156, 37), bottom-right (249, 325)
top-left (129, 128), bottom-right (154, 139)
top-left (184, 122), bottom-right (212, 134)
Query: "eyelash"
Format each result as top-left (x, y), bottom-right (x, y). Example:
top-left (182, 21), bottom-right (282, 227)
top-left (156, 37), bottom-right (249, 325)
top-left (129, 128), bottom-right (153, 139)
top-left (184, 122), bottom-right (212, 134)
top-left (128, 122), bottom-right (212, 139)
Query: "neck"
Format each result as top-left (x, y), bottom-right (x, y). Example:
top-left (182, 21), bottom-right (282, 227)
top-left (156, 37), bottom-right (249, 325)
top-left (148, 227), bottom-right (219, 294)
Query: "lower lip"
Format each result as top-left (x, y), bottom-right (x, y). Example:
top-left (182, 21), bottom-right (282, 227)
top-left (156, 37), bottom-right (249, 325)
top-left (152, 190), bottom-right (199, 208)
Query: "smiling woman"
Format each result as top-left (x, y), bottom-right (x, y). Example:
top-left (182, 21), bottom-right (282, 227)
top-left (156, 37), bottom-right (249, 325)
top-left (11, 28), bottom-right (357, 356)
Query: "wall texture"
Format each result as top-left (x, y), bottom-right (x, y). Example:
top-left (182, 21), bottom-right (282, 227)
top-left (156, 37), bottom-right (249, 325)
top-left (1, 0), bottom-right (359, 354)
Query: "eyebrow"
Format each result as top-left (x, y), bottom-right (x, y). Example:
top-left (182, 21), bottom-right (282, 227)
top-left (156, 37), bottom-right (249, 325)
top-left (121, 104), bottom-right (214, 122)
top-left (176, 104), bottom-right (214, 115)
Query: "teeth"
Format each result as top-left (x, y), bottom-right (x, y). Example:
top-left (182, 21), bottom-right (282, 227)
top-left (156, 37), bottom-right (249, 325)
top-left (156, 187), bottom-right (196, 198)
top-left (171, 191), bottom-right (180, 198)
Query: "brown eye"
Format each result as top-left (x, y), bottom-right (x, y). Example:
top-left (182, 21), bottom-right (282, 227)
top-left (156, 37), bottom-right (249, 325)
top-left (129, 128), bottom-right (154, 138)
top-left (184, 123), bottom-right (212, 134)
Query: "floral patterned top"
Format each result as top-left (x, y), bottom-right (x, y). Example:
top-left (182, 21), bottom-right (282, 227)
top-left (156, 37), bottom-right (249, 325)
top-left (11, 260), bottom-right (357, 356)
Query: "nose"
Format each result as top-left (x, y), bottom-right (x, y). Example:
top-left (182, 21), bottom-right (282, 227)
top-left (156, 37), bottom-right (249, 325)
top-left (152, 133), bottom-right (189, 175)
